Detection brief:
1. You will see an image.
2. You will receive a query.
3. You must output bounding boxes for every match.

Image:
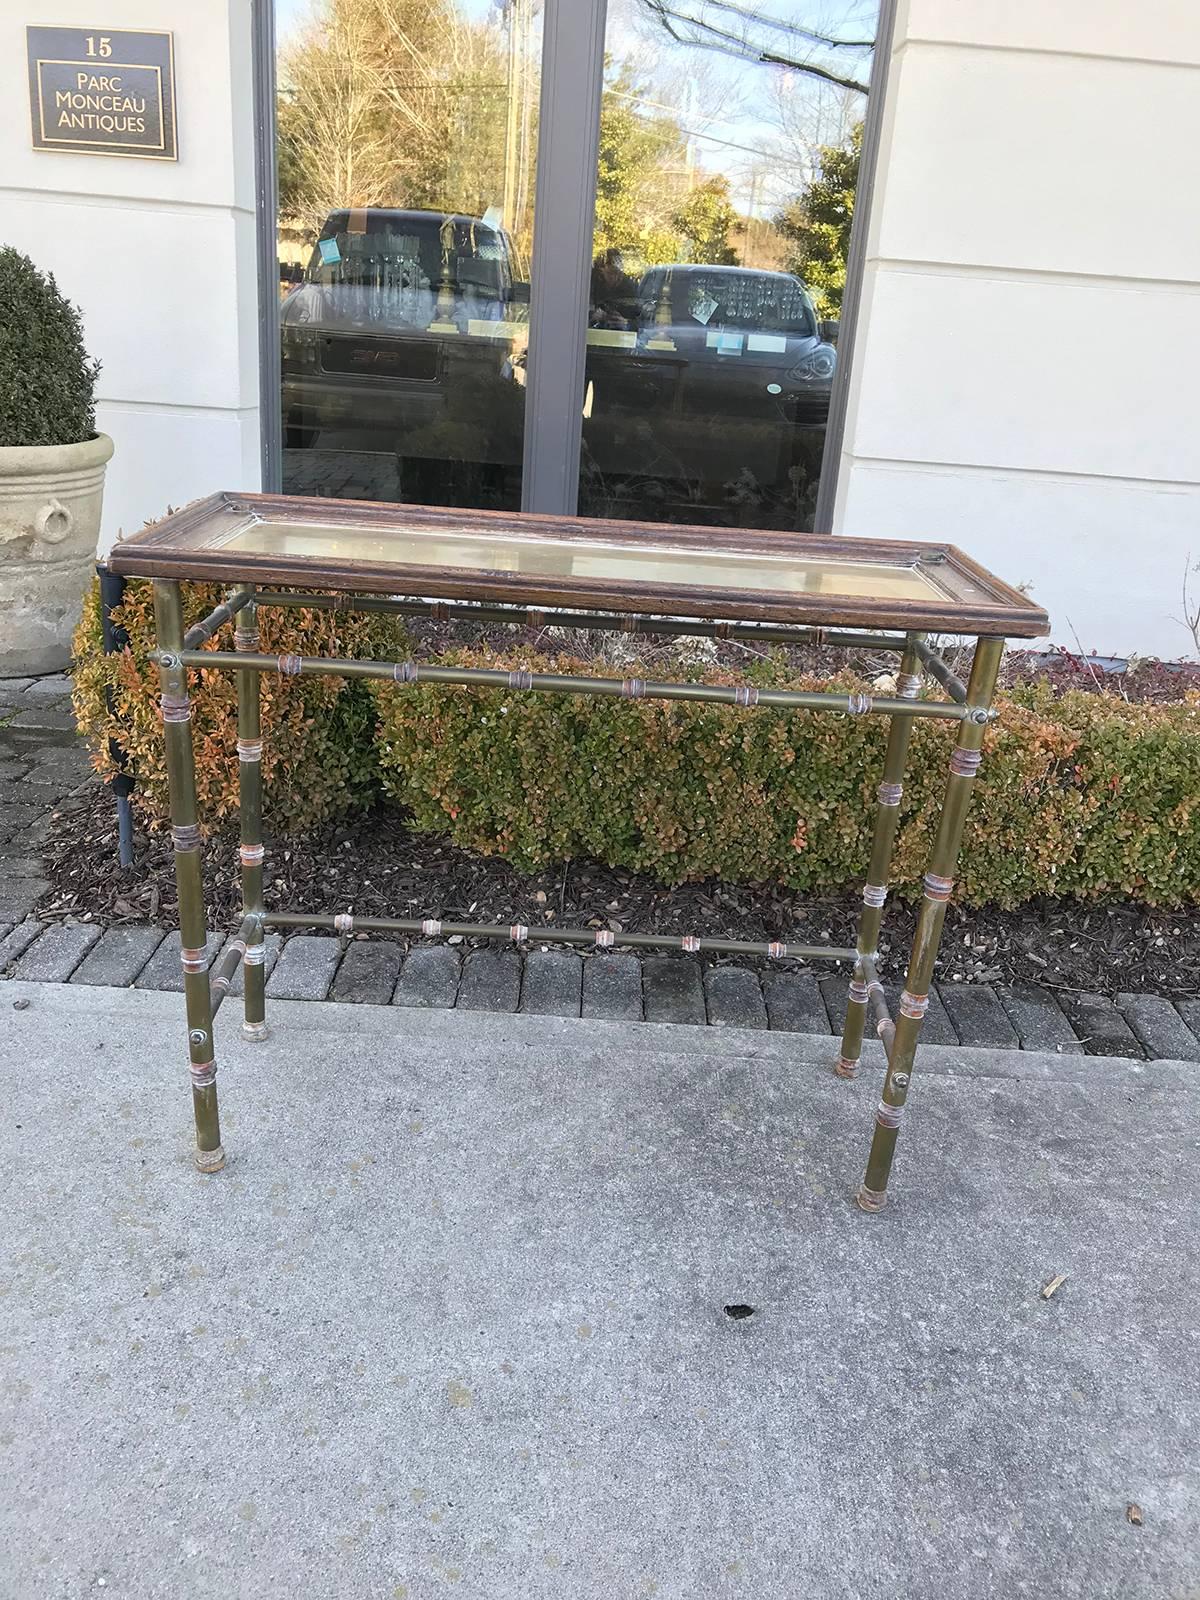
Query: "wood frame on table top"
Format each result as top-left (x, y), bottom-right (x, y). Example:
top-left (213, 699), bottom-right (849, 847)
top-left (108, 491), bottom-right (1050, 639)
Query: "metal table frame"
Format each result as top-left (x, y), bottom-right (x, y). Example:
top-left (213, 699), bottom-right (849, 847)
top-left (110, 492), bottom-right (1048, 1208)
top-left (145, 581), bottom-right (1004, 1214)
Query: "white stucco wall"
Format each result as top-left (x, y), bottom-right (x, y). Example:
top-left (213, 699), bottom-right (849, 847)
top-left (834, 0), bottom-right (1200, 658)
top-left (0, 1), bottom-right (260, 553)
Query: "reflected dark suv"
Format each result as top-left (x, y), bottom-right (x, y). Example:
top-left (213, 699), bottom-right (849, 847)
top-left (583, 264), bottom-right (838, 504)
top-left (280, 208), bottom-right (527, 471)
top-left (635, 264), bottom-right (837, 414)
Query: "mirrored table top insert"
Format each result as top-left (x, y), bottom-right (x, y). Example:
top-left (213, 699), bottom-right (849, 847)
top-left (218, 519), bottom-right (950, 603)
top-left (108, 492), bottom-right (1050, 637)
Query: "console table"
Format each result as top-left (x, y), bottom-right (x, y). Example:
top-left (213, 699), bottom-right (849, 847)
top-left (109, 492), bottom-right (1048, 1211)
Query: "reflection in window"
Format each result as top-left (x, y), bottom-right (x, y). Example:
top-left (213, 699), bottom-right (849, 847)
top-left (579, 1), bottom-right (879, 531)
top-left (275, 0), bottom-right (539, 510)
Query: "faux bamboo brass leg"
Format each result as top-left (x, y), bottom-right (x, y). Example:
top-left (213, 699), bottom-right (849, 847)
top-left (856, 636), bottom-right (1005, 1212)
top-left (154, 580), bottom-right (225, 1173)
top-left (837, 634), bottom-right (924, 1078)
top-left (235, 599), bottom-right (268, 1042)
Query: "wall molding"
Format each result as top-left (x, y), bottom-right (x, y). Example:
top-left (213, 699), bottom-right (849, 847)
top-left (843, 453), bottom-right (1200, 495)
top-left (901, 34), bottom-right (1200, 73)
top-left (0, 184), bottom-right (254, 219)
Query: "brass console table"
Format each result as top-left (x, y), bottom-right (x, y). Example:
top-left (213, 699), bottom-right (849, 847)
top-left (109, 492), bottom-right (1048, 1211)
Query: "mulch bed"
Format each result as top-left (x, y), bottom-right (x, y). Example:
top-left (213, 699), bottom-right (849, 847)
top-left (38, 784), bottom-right (1200, 1000)
top-left (402, 616), bottom-right (1200, 705)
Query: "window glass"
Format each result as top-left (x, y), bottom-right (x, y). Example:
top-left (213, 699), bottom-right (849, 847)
top-left (275, 0), bottom-right (540, 510)
top-left (578, 1), bottom-right (879, 530)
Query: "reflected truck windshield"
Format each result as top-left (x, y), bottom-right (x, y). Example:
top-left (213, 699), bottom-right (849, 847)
top-left (641, 267), bottom-right (817, 337)
top-left (304, 210), bottom-right (513, 300)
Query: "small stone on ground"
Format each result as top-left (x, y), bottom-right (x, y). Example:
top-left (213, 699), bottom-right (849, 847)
top-left (6, 705), bottom-right (77, 732)
top-left (19, 673), bottom-right (72, 700)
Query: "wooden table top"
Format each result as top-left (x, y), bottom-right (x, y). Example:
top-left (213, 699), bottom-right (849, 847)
top-left (108, 492), bottom-right (1050, 637)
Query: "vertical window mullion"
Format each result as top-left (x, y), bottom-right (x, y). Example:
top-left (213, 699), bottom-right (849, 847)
top-left (520, 0), bottom-right (609, 516)
top-left (252, 0), bottom-right (281, 494)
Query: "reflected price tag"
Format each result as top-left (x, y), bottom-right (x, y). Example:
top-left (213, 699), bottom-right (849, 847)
top-left (706, 331), bottom-right (744, 356)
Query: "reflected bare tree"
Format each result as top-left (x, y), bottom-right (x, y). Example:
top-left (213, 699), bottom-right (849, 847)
top-left (639, 0), bottom-right (873, 94)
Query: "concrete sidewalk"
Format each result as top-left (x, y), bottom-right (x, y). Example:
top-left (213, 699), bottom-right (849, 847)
top-left (2, 986), bottom-right (1197, 1599)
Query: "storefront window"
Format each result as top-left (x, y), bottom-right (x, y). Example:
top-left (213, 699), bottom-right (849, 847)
top-left (578, 1), bottom-right (878, 530)
top-left (274, 0), bottom-right (540, 509)
top-left (269, 0), bottom-right (881, 525)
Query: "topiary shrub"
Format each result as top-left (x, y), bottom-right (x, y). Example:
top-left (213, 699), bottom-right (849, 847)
top-left (0, 246), bottom-right (101, 448)
top-left (72, 576), bottom-right (409, 833)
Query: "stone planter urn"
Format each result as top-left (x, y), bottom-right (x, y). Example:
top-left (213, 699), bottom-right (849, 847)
top-left (0, 431), bottom-right (113, 676)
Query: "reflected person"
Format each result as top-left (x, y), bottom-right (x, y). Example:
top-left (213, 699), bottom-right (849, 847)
top-left (589, 249), bottom-right (639, 329)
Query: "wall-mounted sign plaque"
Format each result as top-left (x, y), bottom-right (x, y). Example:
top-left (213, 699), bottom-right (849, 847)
top-left (27, 26), bottom-right (176, 160)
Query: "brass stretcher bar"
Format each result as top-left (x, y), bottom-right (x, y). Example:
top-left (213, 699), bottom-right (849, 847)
top-left (109, 492), bottom-right (1049, 1212)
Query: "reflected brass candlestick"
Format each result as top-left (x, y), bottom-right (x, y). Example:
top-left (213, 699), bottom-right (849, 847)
top-left (645, 265), bottom-right (677, 351)
top-left (428, 217), bottom-right (460, 334)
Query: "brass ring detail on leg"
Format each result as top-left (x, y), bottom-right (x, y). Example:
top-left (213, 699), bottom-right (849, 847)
top-left (875, 1100), bottom-right (904, 1131)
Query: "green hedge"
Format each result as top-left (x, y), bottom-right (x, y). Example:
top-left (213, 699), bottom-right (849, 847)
top-left (72, 579), bottom-right (404, 832)
top-left (369, 648), bottom-right (1200, 908)
top-left (73, 582), bottom-right (1200, 908)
